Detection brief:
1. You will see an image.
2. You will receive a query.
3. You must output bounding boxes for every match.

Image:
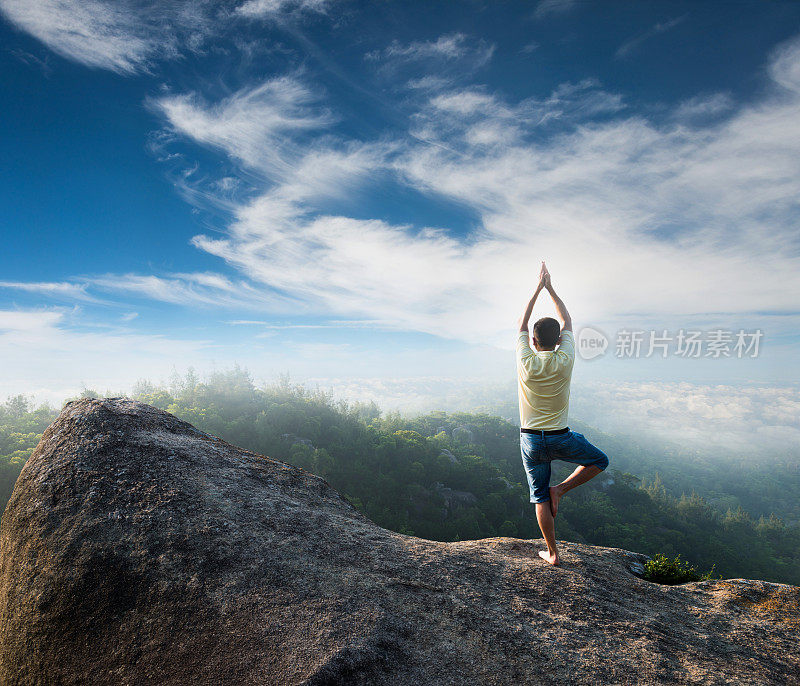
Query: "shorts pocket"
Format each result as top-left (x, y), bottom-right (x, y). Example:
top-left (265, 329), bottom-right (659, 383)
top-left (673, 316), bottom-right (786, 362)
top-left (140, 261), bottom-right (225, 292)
top-left (547, 432), bottom-right (572, 446)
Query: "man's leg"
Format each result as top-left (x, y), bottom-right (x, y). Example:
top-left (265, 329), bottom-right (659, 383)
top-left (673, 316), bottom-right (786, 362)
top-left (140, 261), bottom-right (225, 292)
top-left (549, 465), bottom-right (602, 517)
top-left (520, 434), bottom-right (560, 565)
top-left (547, 432), bottom-right (610, 517)
top-left (536, 502), bottom-right (560, 565)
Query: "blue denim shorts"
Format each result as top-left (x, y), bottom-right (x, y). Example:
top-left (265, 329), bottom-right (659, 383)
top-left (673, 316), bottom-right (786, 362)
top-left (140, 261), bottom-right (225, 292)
top-left (520, 430), bottom-right (609, 504)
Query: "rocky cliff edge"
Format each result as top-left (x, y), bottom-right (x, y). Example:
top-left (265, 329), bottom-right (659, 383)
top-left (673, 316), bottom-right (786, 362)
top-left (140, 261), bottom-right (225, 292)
top-left (0, 399), bottom-right (797, 685)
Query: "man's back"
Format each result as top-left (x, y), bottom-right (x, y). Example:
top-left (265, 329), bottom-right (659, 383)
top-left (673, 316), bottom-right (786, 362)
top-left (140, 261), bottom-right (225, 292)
top-left (516, 329), bottom-right (575, 430)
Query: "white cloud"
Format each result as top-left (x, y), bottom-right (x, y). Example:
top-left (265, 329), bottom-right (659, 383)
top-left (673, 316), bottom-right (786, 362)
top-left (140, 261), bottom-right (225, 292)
top-left (533, 0), bottom-right (577, 20)
top-left (191, 212), bottom-right (472, 335)
top-left (0, 280), bottom-right (101, 302)
top-left (228, 319), bottom-right (388, 329)
top-left (544, 78), bottom-right (625, 116)
top-left (154, 75), bottom-right (395, 210)
top-left (154, 77), bottom-right (334, 172)
top-left (674, 93), bottom-right (734, 121)
top-left (367, 33), bottom-right (495, 74)
top-left (616, 15), bottom-right (687, 59)
top-left (86, 271), bottom-right (300, 310)
top-left (235, 0), bottom-right (328, 17)
top-left (0, 309), bottom-right (63, 332)
top-left (87, 273), bottom-right (227, 306)
top-left (422, 80), bottom-right (623, 136)
top-left (0, 0), bottom-right (159, 72)
top-left (430, 90), bottom-right (499, 115)
top-left (0, 272), bottom-right (298, 312)
top-left (0, 0), bottom-right (324, 74)
top-left (138, 36), bottom-right (800, 354)
top-left (0, 308), bottom-right (218, 404)
top-left (406, 76), bottom-right (452, 91)
top-left (382, 34), bottom-right (472, 60)
top-left (14, 34), bottom-right (799, 356)
top-left (770, 37), bottom-right (800, 93)
top-left (571, 381), bottom-right (800, 457)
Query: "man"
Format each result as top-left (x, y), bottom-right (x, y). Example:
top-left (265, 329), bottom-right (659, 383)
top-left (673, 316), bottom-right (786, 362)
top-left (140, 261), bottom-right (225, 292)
top-left (516, 262), bottom-right (609, 566)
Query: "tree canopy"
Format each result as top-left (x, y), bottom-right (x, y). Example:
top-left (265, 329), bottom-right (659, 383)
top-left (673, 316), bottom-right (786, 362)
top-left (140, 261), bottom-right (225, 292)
top-left (1, 369), bottom-right (797, 585)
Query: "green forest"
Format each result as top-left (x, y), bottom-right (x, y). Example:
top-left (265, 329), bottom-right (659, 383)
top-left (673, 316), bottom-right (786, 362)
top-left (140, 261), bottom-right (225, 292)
top-left (1, 368), bottom-right (798, 585)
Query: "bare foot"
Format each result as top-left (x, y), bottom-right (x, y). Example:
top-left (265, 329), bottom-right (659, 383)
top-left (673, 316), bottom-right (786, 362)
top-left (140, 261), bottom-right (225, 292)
top-left (549, 486), bottom-right (562, 518)
top-left (538, 549), bottom-right (560, 566)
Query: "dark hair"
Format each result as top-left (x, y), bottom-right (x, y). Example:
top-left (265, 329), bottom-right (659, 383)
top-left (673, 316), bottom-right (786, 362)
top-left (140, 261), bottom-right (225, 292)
top-left (533, 317), bottom-right (561, 349)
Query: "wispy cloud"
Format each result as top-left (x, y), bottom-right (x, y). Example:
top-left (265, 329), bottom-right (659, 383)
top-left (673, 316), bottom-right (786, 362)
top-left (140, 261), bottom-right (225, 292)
top-left (236, 0), bottom-right (329, 17)
top-left (150, 35), bottom-right (800, 349)
top-left (366, 33), bottom-right (495, 78)
top-left (674, 92), bottom-right (734, 121)
top-left (533, 0), bottom-right (577, 20)
top-left (423, 79), bottom-right (623, 135)
top-left (0, 0), bottom-right (170, 73)
top-left (0, 272), bottom-right (298, 312)
top-left (378, 33), bottom-right (475, 60)
top-left (616, 15), bottom-right (687, 59)
top-left (0, 0), bottom-right (322, 74)
top-left (154, 76), bottom-right (335, 173)
top-left (406, 76), bottom-right (452, 91)
top-left (8, 47), bottom-right (52, 75)
top-left (228, 319), bottom-right (388, 329)
top-left (154, 74), bottom-right (395, 215)
top-left (0, 280), bottom-right (101, 302)
top-left (88, 271), bottom-right (302, 310)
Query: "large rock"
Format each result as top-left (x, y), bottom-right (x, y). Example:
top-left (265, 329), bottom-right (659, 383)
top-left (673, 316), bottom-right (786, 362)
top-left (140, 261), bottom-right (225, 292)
top-left (1, 399), bottom-right (798, 685)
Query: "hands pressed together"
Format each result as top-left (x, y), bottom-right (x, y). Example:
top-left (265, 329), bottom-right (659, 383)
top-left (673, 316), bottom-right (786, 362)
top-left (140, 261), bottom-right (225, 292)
top-left (538, 261), bottom-right (552, 291)
top-left (518, 260), bottom-right (572, 333)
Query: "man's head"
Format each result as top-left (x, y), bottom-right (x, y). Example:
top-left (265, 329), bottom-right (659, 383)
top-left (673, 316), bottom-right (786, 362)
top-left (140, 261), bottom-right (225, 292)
top-left (532, 317), bottom-right (561, 351)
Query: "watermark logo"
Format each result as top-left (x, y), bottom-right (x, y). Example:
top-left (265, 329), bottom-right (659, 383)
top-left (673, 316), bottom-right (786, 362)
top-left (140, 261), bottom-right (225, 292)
top-left (577, 327), bottom-right (609, 360)
top-left (614, 329), bottom-right (763, 359)
top-left (574, 328), bottom-right (763, 360)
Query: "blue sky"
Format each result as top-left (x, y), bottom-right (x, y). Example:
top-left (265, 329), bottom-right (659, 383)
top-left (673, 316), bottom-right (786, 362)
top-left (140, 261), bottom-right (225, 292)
top-left (1, 0), bottom-right (799, 444)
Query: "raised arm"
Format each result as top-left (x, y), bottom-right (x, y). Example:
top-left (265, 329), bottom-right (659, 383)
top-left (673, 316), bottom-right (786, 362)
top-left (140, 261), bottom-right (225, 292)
top-left (517, 262), bottom-right (548, 332)
top-left (541, 263), bottom-right (572, 332)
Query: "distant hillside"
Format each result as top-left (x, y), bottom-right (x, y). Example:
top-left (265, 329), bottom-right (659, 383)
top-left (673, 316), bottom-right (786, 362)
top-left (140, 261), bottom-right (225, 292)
top-left (1, 369), bottom-right (798, 584)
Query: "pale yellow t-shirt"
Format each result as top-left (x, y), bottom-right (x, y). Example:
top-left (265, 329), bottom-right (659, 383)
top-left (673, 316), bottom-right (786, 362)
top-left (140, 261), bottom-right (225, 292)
top-left (516, 329), bottom-right (575, 430)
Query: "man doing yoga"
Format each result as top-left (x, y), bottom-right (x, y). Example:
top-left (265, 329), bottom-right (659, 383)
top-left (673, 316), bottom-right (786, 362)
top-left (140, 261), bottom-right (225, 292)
top-left (516, 262), bottom-right (610, 566)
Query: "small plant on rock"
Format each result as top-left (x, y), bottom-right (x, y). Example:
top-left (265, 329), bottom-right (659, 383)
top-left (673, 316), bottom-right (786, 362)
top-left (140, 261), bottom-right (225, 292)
top-left (642, 554), bottom-right (718, 585)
